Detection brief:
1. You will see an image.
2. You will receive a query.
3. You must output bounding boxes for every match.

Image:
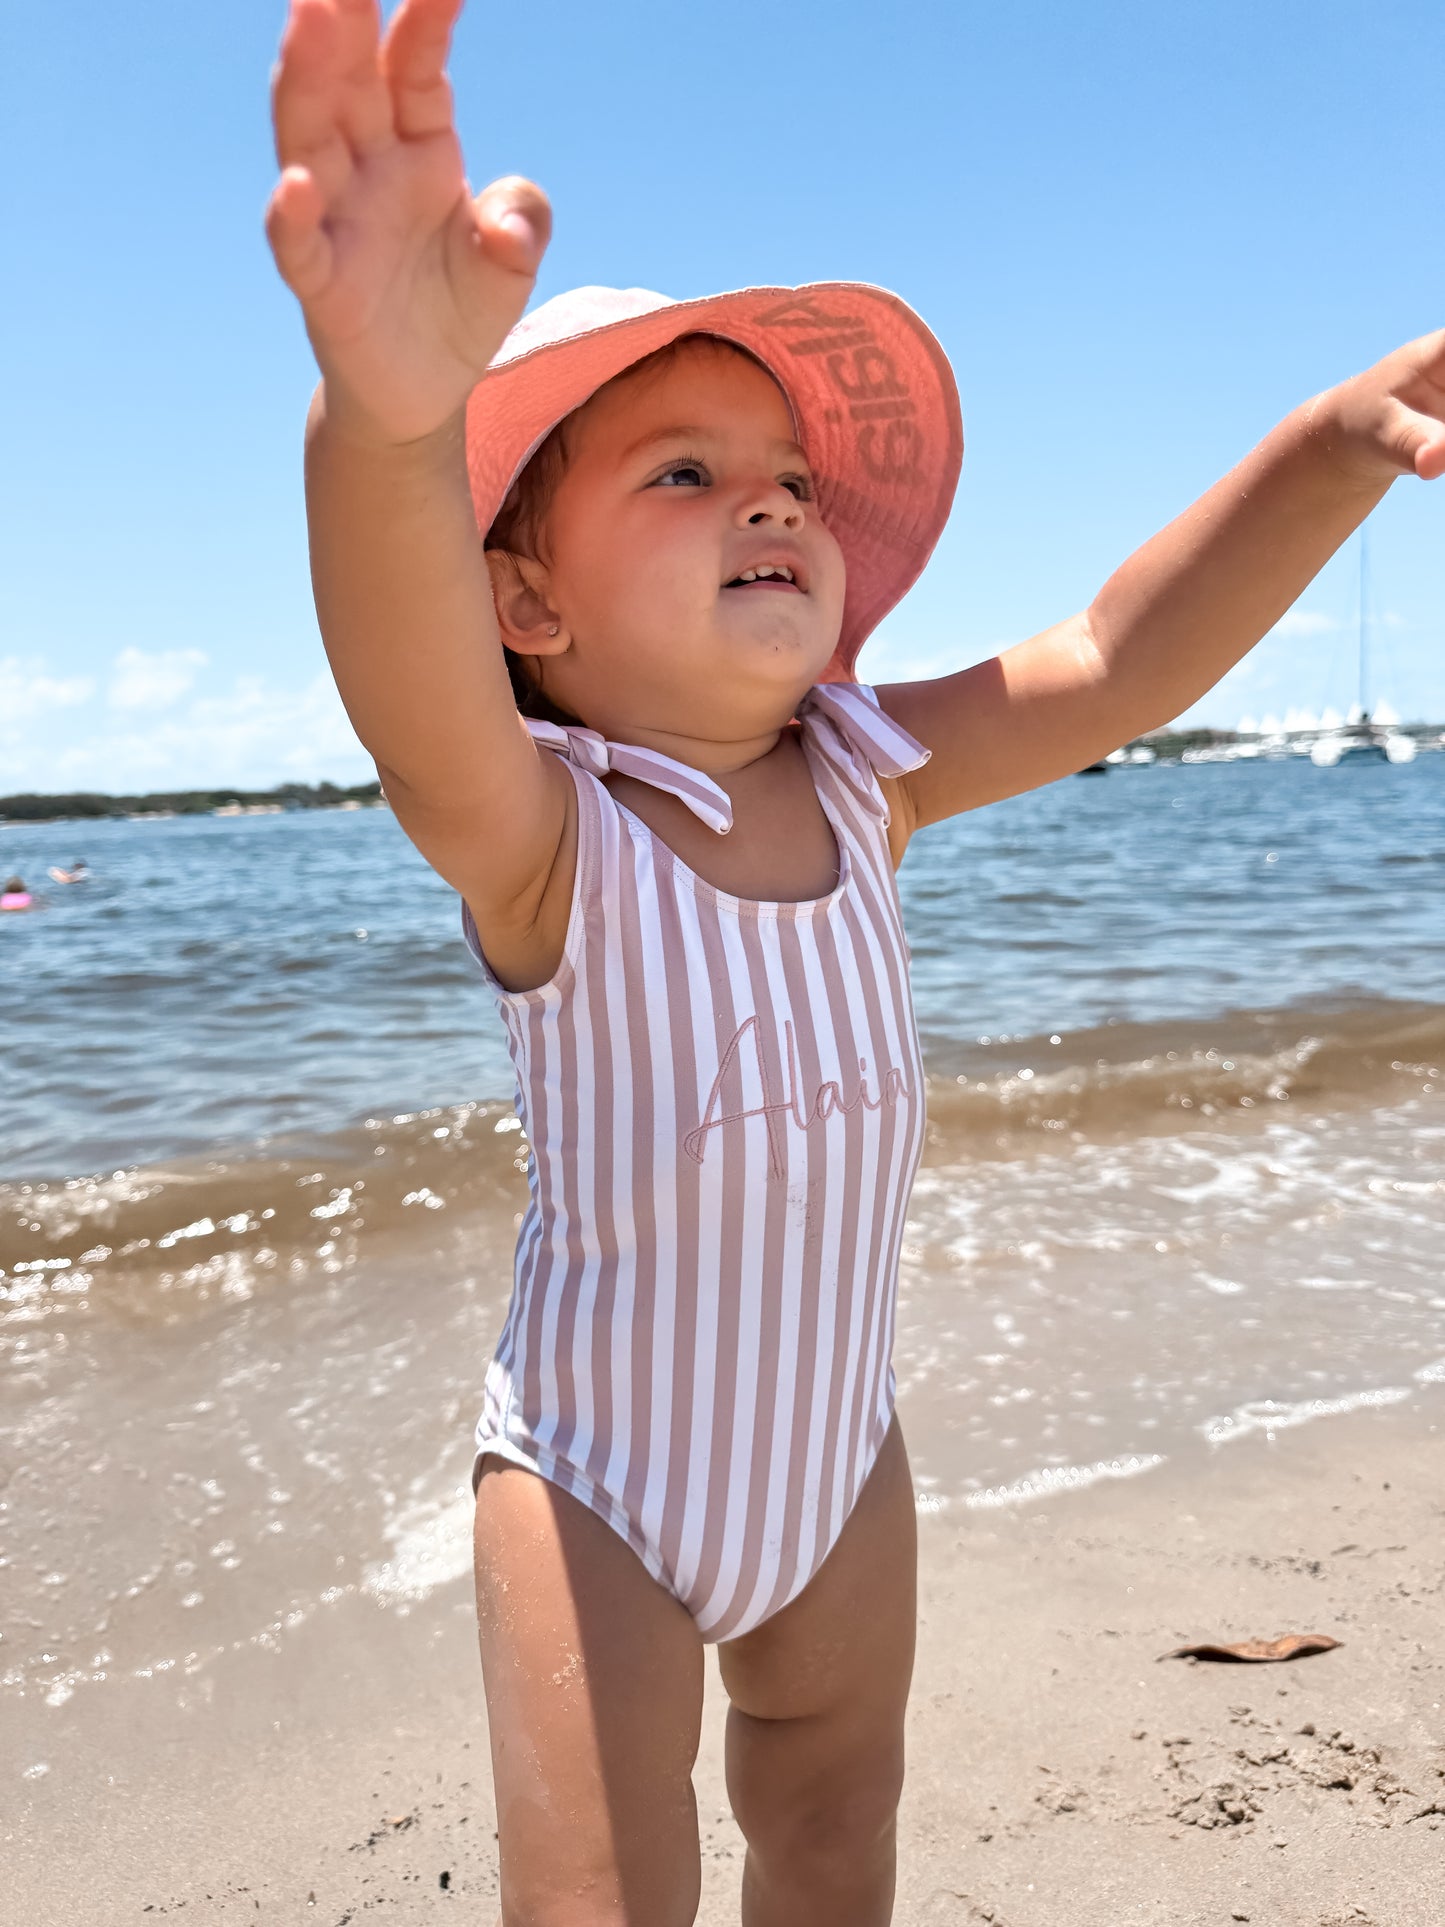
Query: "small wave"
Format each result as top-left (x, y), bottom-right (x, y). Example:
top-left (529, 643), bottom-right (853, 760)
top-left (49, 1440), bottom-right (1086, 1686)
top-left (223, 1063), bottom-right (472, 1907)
top-left (3, 996), bottom-right (1440, 1321)
top-left (1200, 1386), bottom-right (1413, 1446)
top-left (362, 1488), bottom-right (475, 1604)
top-left (0, 1099), bottom-right (530, 1325)
top-left (922, 996), bottom-right (1443, 1152)
top-left (957, 1453), bottom-right (1167, 1509)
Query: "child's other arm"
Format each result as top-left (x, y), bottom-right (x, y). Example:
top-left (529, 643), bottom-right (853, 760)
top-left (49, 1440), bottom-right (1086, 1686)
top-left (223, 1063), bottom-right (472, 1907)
top-left (266, 0), bottom-right (564, 936)
top-left (879, 329), bottom-right (1445, 830)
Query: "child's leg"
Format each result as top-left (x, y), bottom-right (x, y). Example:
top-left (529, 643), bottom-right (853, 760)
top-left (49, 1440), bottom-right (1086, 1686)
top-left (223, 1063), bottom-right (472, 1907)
top-left (473, 1460), bottom-right (706, 1927)
top-left (717, 1419), bottom-right (917, 1927)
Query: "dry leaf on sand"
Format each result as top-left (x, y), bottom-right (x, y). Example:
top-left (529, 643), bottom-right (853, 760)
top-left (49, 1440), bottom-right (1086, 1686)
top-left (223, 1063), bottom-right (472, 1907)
top-left (1161, 1633), bottom-right (1342, 1664)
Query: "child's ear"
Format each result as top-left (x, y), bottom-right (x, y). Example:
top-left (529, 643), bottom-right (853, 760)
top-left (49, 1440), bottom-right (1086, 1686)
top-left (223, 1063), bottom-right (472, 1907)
top-left (485, 550), bottom-right (569, 657)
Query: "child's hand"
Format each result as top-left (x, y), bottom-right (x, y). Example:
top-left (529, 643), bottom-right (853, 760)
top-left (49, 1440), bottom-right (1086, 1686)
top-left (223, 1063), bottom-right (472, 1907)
top-left (266, 0), bottom-right (550, 445)
top-left (879, 321), bottom-right (1442, 827)
top-left (1308, 328), bottom-right (1445, 486)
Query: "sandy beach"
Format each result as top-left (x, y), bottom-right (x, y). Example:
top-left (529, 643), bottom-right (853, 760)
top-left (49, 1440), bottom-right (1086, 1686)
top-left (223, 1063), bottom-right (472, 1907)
top-left (11, 1394), bottom-right (1441, 1926)
top-left (8, 786), bottom-right (1443, 1925)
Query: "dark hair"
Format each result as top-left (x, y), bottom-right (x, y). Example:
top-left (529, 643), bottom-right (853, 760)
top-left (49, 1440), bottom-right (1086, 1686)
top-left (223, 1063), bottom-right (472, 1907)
top-left (483, 333), bottom-right (778, 718)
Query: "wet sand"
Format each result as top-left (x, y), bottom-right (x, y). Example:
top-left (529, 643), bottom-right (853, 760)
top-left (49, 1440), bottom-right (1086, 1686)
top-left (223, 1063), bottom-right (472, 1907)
top-left (11, 1395), bottom-right (1442, 1926)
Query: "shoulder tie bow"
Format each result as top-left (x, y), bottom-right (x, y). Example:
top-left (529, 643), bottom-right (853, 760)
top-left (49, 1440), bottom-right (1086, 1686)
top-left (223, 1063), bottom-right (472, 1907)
top-left (524, 718), bottom-right (735, 834)
top-left (524, 685), bottom-right (929, 835)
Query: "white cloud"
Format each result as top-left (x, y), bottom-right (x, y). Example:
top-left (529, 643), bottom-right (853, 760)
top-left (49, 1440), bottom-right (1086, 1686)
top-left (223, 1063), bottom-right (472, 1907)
top-left (0, 656), bottom-right (96, 724)
top-left (1270, 609), bottom-right (1337, 637)
top-left (54, 673), bottom-right (369, 792)
top-left (1, 666), bottom-right (371, 795)
top-left (108, 647), bottom-right (208, 711)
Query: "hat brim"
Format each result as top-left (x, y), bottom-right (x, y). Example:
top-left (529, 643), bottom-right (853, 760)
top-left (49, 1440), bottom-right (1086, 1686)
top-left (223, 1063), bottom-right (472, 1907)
top-left (464, 282), bottom-right (963, 681)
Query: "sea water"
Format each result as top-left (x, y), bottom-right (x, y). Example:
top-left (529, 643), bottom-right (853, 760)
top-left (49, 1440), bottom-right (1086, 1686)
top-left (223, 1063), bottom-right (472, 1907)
top-left (2, 756), bottom-right (1442, 1721)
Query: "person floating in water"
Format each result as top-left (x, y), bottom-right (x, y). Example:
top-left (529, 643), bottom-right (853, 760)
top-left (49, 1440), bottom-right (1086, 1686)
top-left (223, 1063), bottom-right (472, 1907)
top-left (1, 877), bottom-right (34, 912)
top-left (48, 860), bottom-right (89, 885)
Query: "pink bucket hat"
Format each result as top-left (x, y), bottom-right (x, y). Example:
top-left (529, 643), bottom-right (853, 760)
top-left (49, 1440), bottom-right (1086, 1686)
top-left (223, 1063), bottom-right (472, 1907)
top-left (464, 283), bottom-right (963, 681)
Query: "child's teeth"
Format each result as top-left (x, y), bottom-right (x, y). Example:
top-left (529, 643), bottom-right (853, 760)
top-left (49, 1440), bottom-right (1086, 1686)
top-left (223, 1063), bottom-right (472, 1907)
top-left (738, 570), bottom-right (757, 582)
top-left (755, 565), bottom-right (775, 577)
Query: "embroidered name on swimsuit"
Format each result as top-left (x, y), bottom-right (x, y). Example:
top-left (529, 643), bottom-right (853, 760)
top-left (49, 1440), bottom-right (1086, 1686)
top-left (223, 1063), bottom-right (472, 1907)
top-left (682, 1014), bottom-right (910, 1175)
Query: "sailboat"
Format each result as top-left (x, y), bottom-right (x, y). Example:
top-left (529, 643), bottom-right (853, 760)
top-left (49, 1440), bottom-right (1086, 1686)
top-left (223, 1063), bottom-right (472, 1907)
top-left (1310, 524), bottom-right (1417, 766)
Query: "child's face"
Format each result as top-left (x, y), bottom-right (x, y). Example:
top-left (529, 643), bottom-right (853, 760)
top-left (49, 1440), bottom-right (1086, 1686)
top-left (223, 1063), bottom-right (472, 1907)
top-left (521, 342), bottom-right (846, 735)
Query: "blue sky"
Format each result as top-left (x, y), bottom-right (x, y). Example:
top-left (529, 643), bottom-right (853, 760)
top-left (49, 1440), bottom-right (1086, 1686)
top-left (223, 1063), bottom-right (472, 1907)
top-left (3, 0), bottom-right (1442, 792)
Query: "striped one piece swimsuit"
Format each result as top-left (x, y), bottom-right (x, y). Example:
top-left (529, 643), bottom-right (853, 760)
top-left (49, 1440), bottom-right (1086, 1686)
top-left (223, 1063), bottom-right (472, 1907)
top-left (462, 682), bottom-right (930, 1642)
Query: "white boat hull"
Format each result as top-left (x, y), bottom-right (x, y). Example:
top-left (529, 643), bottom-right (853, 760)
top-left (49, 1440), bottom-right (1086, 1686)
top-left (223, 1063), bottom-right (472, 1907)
top-left (1309, 734), bottom-right (1415, 767)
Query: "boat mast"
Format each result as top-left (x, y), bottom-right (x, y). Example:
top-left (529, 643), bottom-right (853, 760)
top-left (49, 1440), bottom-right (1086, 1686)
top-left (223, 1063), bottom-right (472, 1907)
top-left (1358, 523), bottom-right (1369, 721)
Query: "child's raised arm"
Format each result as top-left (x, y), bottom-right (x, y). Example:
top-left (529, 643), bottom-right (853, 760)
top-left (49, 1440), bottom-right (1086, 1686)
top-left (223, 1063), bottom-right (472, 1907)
top-left (266, 0), bottom-right (565, 940)
top-left (879, 329), bottom-right (1445, 828)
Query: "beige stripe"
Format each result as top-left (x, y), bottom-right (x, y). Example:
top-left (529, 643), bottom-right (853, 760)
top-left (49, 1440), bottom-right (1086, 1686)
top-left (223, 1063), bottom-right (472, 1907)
top-left (624, 828), bottom-right (666, 1533)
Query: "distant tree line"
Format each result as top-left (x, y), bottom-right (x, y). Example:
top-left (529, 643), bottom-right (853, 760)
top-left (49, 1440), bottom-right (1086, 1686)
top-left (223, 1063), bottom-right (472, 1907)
top-left (0, 779), bottom-right (384, 824)
top-left (5, 717), bottom-right (1440, 819)
top-left (1134, 727), bottom-right (1235, 761)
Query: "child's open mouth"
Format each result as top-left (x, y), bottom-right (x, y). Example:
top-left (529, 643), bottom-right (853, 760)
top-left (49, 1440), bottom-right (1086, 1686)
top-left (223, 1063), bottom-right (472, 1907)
top-left (721, 563), bottom-right (804, 592)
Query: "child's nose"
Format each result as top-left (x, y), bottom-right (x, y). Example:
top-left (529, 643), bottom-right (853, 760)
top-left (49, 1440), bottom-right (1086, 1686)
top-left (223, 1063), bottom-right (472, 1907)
top-left (741, 479), bottom-right (805, 529)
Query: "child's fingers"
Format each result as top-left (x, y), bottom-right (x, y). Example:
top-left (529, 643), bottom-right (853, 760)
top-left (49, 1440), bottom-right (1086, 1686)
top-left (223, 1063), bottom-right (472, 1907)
top-left (272, 0), bottom-right (343, 168)
top-left (1375, 396), bottom-right (1445, 483)
top-left (1410, 323), bottom-right (1445, 379)
top-left (382, 0), bottom-right (466, 141)
top-left (1383, 327), bottom-right (1445, 480)
top-left (272, 33), bottom-right (357, 216)
top-left (264, 166), bottom-right (335, 304)
top-left (438, 176), bottom-right (549, 339)
top-left (470, 175), bottom-right (553, 277)
top-left (1412, 422), bottom-right (1445, 482)
top-left (329, 0), bottom-right (398, 159)
top-left (273, 0), bottom-right (393, 176)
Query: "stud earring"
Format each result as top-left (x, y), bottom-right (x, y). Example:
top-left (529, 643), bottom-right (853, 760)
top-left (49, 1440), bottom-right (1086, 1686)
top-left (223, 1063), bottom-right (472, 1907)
top-left (546, 624), bottom-right (560, 637)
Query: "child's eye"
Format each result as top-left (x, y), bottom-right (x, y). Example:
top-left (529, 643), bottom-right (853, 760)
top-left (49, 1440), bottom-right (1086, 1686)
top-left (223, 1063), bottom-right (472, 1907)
top-left (652, 459), bottom-right (710, 488)
top-left (781, 473), bottom-right (815, 503)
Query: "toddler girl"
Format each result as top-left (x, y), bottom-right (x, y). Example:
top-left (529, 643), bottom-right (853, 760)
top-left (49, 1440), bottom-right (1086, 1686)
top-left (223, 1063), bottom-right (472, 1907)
top-left (266, 1), bottom-right (1445, 1920)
